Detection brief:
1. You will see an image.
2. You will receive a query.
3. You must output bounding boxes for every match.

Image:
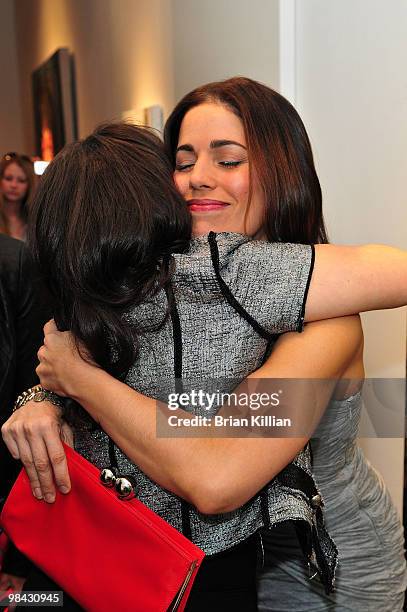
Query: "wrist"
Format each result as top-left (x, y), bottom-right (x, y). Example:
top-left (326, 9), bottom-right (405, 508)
top-left (13, 385), bottom-right (64, 413)
top-left (65, 361), bottom-right (105, 404)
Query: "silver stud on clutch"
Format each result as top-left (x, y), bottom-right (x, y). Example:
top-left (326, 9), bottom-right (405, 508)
top-left (100, 468), bottom-right (117, 488)
top-left (115, 477), bottom-right (135, 500)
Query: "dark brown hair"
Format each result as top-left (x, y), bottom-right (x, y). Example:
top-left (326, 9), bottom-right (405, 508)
top-left (164, 76), bottom-right (328, 244)
top-left (0, 155), bottom-right (36, 234)
top-left (29, 122), bottom-right (191, 378)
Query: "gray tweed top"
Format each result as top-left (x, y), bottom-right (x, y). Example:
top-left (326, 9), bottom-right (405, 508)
top-left (74, 233), bottom-right (335, 581)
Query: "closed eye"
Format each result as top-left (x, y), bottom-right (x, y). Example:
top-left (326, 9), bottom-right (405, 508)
top-left (219, 160), bottom-right (243, 168)
top-left (175, 162), bottom-right (195, 172)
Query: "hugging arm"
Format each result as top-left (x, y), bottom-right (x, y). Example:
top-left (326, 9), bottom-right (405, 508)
top-left (2, 316), bottom-right (362, 514)
top-left (3, 238), bottom-right (401, 510)
top-left (223, 239), bottom-right (406, 335)
top-left (306, 244), bottom-right (407, 321)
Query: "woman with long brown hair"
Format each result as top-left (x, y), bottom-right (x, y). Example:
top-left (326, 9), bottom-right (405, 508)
top-left (3, 79), bottom-right (407, 610)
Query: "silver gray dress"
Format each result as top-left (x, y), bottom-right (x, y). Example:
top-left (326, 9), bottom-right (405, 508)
top-left (74, 233), bottom-right (337, 590)
top-left (257, 391), bottom-right (407, 611)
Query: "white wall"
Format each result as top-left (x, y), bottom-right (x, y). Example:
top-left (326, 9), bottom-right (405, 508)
top-left (291, 0), bottom-right (407, 514)
top-left (172, 0), bottom-right (280, 101)
top-left (0, 0), bottom-right (24, 154)
top-left (14, 0), bottom-right (280, 151)
top-left (14, 0), bottom-right (174, 153)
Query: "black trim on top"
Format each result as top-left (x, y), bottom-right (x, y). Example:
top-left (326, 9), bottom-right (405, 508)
top-left (275, 462), bottom-right (318, 501)
top-left (108, 438), bottom-right (118, 471)
top-left (164, 282), bottom-right (183, 389)
top-left (164, 281), bottom-right (192, 541)
top-left (208, 232), bottom-right (274, 341)
top-left (276, 462), bottom-right (337, 594)
top-left (297, 244), bottom-right (315, 332)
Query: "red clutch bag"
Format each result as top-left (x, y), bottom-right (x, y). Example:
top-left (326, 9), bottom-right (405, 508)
top-left (0, 443), bottom-right (205, 611)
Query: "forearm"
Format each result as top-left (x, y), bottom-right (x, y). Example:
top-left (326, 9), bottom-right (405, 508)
top-left (67, 366), bottom-right (310, 513)
top-left (307, 244), bottom-right (407, 321)
top-left (36, 319), bottom-right (361, 513)
top-left (68, 365), bottom-right (218, 505)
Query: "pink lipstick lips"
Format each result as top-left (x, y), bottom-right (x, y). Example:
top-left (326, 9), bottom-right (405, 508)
top-left (187, 199), bottom-right (229, 212)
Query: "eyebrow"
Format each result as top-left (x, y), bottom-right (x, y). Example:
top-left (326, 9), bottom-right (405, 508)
top-left (176, 139), bottom-right (247, 154)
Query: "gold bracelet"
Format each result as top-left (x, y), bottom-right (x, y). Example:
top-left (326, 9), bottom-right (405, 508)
top-left (13, 385), bottom-right (64, 413)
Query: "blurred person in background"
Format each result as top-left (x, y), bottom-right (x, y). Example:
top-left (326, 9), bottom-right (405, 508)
top-left (0, 234), bottom-right (51, 595)
top-left (0, 154), bottom-right (36, 241)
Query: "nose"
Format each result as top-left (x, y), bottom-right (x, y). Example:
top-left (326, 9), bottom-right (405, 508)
top-left (189, 159), bottom-right (215, 191)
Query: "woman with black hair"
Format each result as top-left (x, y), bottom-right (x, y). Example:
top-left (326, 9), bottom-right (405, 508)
top-left (3, 80), bottom-right (407, 609)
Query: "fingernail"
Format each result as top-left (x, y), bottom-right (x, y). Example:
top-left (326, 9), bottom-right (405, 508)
top-left (33, 488), bottom-right (43, 499)
top-left (59, 486), bottom-right (70, 494)
top-left (45, 494), bottom-right (55, 503)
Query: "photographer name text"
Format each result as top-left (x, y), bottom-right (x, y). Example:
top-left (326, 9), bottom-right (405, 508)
top-left (167, 415), bottom-right (292, 428)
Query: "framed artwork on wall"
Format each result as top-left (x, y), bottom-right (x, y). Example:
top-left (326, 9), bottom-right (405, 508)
top-left (32, 48), bottom-right (78, 160)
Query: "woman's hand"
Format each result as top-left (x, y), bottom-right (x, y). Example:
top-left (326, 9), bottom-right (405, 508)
top-left (2, 320), bottom-right (98, 500)
top-left (37, 320), bottom-right (94, 398)
top-left (1, 401), bottom-right (73, 502)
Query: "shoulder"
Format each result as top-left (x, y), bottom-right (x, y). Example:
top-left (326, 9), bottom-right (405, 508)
top-left (182, 232), bottom-right (312, 277)
top-left (174, 233), bottom-right (314, 334)
top-left (210, 232), bottom-right (312, 266)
